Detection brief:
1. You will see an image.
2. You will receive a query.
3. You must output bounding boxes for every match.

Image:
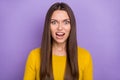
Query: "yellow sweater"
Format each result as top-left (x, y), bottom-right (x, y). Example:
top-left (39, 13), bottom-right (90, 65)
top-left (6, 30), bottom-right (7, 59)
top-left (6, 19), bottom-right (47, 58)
top-left (24, 47), bottom-right (93, 80)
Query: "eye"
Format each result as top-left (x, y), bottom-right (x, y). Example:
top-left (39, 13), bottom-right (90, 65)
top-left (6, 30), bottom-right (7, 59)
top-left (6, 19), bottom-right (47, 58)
top-left (64, 20), bottom-right (70, 25)
top-left (51, 20), bottom-right (57, 25)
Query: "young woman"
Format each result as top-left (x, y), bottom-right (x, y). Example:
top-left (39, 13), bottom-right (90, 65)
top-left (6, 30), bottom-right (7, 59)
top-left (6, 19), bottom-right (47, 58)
top-left (24, 2), bottom-right (93, 80)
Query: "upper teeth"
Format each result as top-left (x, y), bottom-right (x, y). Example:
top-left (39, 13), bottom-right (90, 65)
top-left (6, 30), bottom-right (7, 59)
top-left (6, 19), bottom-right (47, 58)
top-left (56, 32), bottom-right (64, 35)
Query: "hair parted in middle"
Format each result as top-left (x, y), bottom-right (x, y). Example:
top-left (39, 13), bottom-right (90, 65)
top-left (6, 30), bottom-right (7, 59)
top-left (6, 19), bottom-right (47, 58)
top-left (40, 2), bottom-right (79, 80)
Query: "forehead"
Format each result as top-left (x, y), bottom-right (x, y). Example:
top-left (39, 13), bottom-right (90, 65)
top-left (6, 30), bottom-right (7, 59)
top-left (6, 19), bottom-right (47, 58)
top-left (51, 10), bottom-right (69, 20)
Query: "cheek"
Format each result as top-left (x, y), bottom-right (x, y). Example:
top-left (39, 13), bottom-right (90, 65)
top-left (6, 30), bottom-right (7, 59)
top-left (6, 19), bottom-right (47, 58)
top-left (50, 26), bottom-right (56, 35)
top-left (65, 26), bottom-right (71, 33)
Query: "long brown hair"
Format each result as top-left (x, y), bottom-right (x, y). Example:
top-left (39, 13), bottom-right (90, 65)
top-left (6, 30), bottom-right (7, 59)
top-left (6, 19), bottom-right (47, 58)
top-left (40, 2), bottom-right (79, 80)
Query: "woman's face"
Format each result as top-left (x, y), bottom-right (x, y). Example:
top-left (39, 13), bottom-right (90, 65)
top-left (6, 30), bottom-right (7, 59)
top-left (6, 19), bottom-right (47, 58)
top-left (50, 10), bottom-right (71, 44)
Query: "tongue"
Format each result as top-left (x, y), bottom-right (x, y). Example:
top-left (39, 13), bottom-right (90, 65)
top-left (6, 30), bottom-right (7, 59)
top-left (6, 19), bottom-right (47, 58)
top-left (56, 33), bottom-right (65, 39)
top-left (56, 33), bottom-right (64, 36)
top-left (57, 34), bottom-right (64, 36)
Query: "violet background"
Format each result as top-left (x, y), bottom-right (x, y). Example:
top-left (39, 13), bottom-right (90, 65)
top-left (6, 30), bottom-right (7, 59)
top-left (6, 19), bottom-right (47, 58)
top-left (0, 0), bottom-right (120, 80)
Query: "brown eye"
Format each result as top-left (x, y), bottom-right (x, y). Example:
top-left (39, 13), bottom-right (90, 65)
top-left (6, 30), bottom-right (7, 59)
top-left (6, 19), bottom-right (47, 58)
top-left (51, 20), bottom-right (57, 25)
top-left (64, 20), bottom-right (70, 25)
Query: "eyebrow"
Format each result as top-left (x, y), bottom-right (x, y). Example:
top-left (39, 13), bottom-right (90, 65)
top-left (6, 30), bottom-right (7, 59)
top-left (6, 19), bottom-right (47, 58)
top-left (63, 19), bottom-right (70, 22)
top-left (50, 19), bottom-right (70, 21)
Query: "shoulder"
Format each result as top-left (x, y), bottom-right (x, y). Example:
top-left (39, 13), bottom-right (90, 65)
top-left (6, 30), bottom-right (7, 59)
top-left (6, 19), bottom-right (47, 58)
top-left (27, 47), bottom-right (41, 62)
top-left (77, 47), bottom-right (92, 69)
top-left (24, 48), bottom-right (41, 79)
top-left (77, 47), bottom-right (91, 59)
top-left (29, 48), bottom-right (40, 56)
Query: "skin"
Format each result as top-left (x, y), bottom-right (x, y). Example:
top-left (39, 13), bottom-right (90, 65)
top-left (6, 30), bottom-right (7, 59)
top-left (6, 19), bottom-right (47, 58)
top-left (50, 10), bottom-right (71, 56)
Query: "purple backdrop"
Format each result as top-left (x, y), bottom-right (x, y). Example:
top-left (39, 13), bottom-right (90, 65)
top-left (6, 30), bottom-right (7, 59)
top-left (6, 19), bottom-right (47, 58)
top-left (0, 0), bottom-right (120, 80)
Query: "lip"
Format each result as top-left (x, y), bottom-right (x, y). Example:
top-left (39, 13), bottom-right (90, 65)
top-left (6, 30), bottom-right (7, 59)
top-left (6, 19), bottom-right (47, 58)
top-left (56, 32), bottom-right (65, 35)
top-left (55, 32), bottom-right (65, 39)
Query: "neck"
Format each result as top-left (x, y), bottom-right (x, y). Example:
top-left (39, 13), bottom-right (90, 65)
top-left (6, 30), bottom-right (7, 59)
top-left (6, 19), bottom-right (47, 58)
top-left (52, 42), bottom-right (66, 56)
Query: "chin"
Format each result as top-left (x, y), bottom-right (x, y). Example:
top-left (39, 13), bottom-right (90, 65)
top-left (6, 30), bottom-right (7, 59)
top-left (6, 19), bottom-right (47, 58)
top-left (55, 39), bottom-right (66, 44)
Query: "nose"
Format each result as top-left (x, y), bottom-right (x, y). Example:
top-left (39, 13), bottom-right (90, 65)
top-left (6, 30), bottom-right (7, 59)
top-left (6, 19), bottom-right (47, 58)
top-left (57, 22), bottom-right (63, 30)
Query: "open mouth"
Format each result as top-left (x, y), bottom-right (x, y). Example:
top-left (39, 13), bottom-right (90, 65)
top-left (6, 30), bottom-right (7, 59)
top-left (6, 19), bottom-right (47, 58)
top-left (56, 32), bottom-right (65, 39)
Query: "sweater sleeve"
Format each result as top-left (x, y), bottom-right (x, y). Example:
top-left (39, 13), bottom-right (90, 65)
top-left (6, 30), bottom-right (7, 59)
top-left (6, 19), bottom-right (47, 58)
top-left (83, 51), bottom-right (93, 80)
top-left (23, 50), bottom-right (36, 80)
